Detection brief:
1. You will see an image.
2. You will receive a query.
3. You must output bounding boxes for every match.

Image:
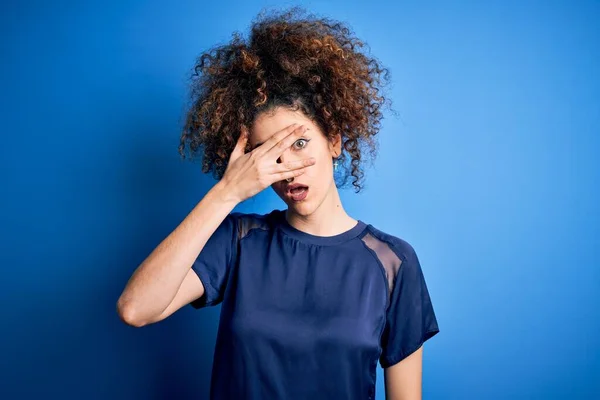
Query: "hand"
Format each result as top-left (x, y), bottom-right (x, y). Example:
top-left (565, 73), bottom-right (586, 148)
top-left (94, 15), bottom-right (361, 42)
top-left (220, 123), bottom-right (316, 203)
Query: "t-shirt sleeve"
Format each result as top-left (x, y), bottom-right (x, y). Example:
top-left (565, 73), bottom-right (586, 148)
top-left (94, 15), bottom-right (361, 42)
top-left (189, 212), bottom-right (239, 309)
top-left (379, 240), bottom-right (440, 368)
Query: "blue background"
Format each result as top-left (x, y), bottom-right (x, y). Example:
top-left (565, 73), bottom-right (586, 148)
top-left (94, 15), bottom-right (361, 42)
top-left (1, 1), bottom-right (598, 399)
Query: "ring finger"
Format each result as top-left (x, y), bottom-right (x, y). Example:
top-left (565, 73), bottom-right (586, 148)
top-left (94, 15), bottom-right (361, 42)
top-left (268, 157), bottom-right (316, 175)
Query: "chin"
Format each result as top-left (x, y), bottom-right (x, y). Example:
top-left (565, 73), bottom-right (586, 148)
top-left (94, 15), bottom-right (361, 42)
top-left (277, 195), bottom-right (315, 216)
top-left (273, 183), bottom-right (324, 216)
top-left (287, 203), bottom-right (313, 216)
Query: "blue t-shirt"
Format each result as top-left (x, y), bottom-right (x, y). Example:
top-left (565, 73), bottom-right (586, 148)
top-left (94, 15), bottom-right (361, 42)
top-left (190, 209), bottom-right (439, 399)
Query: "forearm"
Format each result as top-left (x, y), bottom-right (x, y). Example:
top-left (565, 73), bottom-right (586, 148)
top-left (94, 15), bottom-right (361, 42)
top-left (116, 180), bottom-right (238, 325)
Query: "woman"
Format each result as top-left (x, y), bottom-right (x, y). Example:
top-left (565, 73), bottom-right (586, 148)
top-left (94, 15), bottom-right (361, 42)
top-left (117, 7), bottom-right (440, 400)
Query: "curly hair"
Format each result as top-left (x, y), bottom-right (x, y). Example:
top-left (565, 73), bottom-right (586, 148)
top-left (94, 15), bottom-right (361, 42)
top-left (178, 6), bottom-right (393, 192)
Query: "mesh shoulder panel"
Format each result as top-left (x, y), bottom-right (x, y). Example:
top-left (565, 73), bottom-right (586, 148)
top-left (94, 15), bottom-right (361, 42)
top-left (236, 212), bottom-right (271, 240)
top-left (360, 228), bottom-right (403, 304)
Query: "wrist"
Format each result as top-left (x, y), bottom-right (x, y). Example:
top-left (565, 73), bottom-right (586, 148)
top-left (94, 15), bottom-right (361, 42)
top-left (211, 179), bottom-right (242, 206)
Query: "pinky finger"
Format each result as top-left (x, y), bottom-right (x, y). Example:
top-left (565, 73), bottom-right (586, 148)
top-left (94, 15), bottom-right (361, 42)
top-left (275, 167), bottom-right (307, 182)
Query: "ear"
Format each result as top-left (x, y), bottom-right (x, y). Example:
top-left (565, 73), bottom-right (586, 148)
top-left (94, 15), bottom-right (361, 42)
top-left (329, 132), bottom-right (342, 157)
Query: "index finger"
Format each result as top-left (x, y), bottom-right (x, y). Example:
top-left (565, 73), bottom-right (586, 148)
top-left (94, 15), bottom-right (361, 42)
top-left (264, 125), bottom-right (309, 159)
top-left (253, 123), bottom-right (301, 156)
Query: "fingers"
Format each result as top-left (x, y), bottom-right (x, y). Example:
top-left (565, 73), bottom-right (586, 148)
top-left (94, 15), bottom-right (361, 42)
top-left (230, 126), bottom-right (249, 162)
top-left (273, 167), bottom-right (308, 183)
top-left (264, 124), bottom-right (309, 160)
top-left (253, 123), bottom-right (303, 157)
top-left (268, 157), bottom-right (316, 174)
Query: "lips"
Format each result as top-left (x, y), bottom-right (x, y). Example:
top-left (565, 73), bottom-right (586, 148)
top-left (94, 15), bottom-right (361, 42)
top-left (285, 183), bottom-right (309, 202)
top-left (286, 183), bottom-right (308, 193)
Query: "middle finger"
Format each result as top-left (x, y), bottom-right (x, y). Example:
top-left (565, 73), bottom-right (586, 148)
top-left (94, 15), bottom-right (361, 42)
top-left (264, 125), bottom-right (309, 160)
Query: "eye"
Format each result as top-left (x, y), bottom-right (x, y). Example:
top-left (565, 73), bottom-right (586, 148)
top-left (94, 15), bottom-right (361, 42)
top-left (292, 138), bottom-right (310, 150)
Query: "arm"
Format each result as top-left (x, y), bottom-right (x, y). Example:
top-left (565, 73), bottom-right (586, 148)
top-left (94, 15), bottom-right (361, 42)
top-left (384, 345), bottom-right (423, 400)
top-left (116, 180), bottom-right (238, 327)
top-left (116, 123), bottom-right (314, 327)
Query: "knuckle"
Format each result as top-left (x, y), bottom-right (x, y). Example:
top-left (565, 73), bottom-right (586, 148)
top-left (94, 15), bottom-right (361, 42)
top-left (256, 159), bottom-right (268, 169)
top-left (258, 173), bottom-right (270, 184)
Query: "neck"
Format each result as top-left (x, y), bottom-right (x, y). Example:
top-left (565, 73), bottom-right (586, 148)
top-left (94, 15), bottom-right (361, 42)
top-left (285, 182), bottom-right (357, 237)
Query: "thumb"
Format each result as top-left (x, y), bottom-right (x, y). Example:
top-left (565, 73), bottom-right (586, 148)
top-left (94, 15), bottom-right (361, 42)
top-left (230, 126), bottom-right (249, 161)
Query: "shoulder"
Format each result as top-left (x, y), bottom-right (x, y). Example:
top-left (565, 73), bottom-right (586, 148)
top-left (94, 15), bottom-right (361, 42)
top-left (229, 209), bottom-right (283, 240)
top-left (362, 223), bottom-right (418, 265)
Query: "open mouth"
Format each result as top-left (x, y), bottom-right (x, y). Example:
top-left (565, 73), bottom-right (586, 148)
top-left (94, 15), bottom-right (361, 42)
top-left (286, 185), bottom-right (309, 202)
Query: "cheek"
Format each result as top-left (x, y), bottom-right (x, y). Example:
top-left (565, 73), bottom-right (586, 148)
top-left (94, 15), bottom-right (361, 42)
top-left (303, 155), bottom-right (332, 180)
top-left (271, 181), bottom-right (284, 194)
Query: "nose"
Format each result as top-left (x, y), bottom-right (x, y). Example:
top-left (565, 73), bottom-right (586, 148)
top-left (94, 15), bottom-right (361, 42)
top-left (277, 149), bottom-right (295, 182)
top-left (276, 148), bottom-right (294, 165)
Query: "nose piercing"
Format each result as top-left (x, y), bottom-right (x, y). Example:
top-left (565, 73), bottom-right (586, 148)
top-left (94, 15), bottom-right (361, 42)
top-left (286, 177), bottom-right (294, 182)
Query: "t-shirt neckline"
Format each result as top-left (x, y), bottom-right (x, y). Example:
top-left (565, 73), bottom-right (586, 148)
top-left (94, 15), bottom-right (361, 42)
top-left (275, 209), bottom-right (367, 246)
